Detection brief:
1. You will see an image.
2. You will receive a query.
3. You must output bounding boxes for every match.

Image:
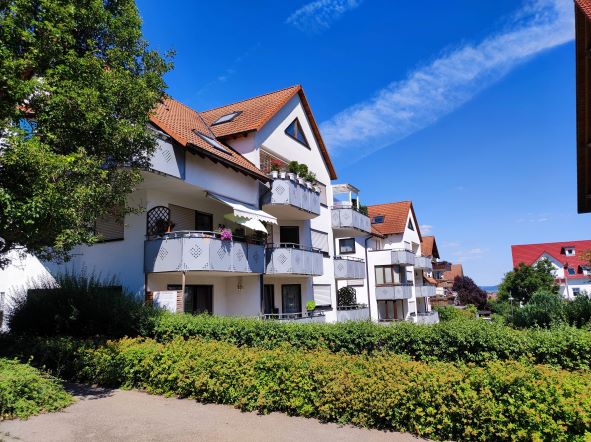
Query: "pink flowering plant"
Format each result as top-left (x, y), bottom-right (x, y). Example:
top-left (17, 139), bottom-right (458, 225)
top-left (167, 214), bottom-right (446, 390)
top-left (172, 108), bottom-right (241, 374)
top-left (220, 229), bottom-right (233, 241)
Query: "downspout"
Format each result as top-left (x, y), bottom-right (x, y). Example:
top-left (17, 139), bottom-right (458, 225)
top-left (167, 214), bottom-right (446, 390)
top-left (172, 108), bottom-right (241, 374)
top-left (364, 235), bottom-right (372, 320)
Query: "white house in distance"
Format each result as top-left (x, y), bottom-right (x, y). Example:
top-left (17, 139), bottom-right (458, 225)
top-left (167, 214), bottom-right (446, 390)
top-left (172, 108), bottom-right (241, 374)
top-left (511, 240), bottom-right (591, 299)
top-left (0, 85), bottom-right (444, 325)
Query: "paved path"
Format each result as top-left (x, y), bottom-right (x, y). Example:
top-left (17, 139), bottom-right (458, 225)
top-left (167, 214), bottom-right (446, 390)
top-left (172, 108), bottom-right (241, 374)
top-left (0, 385), bottom-right (425, 441)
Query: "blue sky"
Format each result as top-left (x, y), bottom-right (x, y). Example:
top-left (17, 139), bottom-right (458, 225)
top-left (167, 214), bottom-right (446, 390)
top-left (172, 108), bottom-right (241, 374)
top-left (137, 0), bottom-right (588, 285)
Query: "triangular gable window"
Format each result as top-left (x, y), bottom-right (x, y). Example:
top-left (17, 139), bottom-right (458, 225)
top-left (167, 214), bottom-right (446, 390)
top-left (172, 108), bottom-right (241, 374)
top-left (407, 219), bottom-right (414, 231)
top-left (285, 118), bottom-right (309, 148)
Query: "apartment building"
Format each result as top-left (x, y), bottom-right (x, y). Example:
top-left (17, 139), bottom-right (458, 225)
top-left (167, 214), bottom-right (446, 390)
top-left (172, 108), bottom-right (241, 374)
top-left (0, 85), bottom-right (444, 325)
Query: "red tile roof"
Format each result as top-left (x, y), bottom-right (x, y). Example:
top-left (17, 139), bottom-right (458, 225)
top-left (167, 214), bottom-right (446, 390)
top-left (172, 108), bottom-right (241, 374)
top-left (421, 236), bottom-right (439, 259)
top-left (576, 0), bottom-right (591, 19)
top-left (367, 201), bottom-right (421, 238)
top-left (443, 264), bottom-right (464, 282)
top-left (150, 97), bottom-right (267, 181)
top-left (201, 85), bottom-right (337, 180)
top-left (511, 240), bottom-right (591, 275)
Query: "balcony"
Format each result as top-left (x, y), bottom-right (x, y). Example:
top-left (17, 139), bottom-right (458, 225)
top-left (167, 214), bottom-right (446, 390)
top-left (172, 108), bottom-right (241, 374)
top-left (336, 305), bottom-right (370, 322)
top-left (144, 231), bottom-right (265, 274)
top-left (390, 249), bottom-right (416, 266)
top-left (415, 284), bottom-right (436, 297)
top-left (375, 283), bottom-right (413, 300)
top-left (414, 256), bottom-right (433, 270)
top-left (262, 176), bottom-right (320, 220)
top-left (414, 311), bottom-right (440, 325)
top-left (331, 206), bottom-right (371, 237)
top-left (261, 311), bottom-right (326, 323)
top-left (334, 257), bottom-right (366, 280)
top-left (265, 244), bottom-right (324, 276)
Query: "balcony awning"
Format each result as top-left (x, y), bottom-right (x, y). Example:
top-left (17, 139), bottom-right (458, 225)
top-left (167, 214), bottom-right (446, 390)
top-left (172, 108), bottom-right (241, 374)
top-left (207, 192), bottom-right (277, 230)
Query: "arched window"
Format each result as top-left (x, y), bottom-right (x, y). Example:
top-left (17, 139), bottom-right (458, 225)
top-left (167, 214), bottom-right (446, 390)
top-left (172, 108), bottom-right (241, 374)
top-left (146, 206), bottom-right (170, 237)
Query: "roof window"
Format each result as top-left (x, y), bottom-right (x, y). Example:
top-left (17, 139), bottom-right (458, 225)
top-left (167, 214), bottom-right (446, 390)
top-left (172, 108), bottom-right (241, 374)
top-left (211, 111), bottom-right (242, 125)
top-left (372, 215), bottom-right (385, 224)
top-left (565, 247), bottom-right (576, 256)
top-left (193, 131), bottom-right (229, 153)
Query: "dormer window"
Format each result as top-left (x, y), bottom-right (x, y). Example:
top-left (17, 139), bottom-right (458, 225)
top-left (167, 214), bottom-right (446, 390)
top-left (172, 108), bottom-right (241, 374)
top-left (567, 267), bottom-right (576, 276)
top-left (285, 118), bottom-right (309, 148)
top-left (407, 219), bottom-right (414, 231)
top-left (565, 247), bottom-right (576, 256)
top-left (372, 215), bottom-right (385, 224)
top-left (212, 111), bottom-right (242, 125)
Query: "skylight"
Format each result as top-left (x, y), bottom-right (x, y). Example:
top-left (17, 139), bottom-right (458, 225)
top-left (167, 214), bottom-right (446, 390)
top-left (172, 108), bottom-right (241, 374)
top-left (212, 111), bottom-right (242, 125)
top-left (193, 130), bottom-right (229, 153)
top-left (372, 215), bottom-right (384, 224)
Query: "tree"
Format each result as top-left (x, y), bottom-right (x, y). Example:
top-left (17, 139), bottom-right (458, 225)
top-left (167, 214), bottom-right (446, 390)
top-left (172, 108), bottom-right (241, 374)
top-left (0, 0), bottom-right (173, 267)
top-left (337, 286), bottom-right (357, 307)
top-left (498, 260), bottom-right (558, 304)
top-left (510, 290), bottom-right (564, 328)
top-left (452, 275), bottom-right (488, 309)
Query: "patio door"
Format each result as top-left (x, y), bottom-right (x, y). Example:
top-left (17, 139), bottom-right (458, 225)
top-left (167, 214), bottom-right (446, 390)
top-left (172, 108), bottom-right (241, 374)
top-left (280, 226), bottom-right (299, 247)
top-left (282, 284), bottom-right (301, 314)
top-left (192, 285), bottom-right (213, 314)
top-left (263, 284), bottom-right (275, 315)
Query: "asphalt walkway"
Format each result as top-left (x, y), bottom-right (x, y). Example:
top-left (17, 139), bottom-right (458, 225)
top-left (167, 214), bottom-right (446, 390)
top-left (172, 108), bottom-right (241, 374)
top-left (0, 385), bottom-right (425, 441)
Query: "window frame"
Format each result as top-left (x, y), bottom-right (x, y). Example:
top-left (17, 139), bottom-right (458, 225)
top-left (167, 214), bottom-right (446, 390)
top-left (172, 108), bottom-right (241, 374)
top-left (374, 265), bottom-right (406, 286)
top-left (339, 238), bottom-right (356, 255)
top-left (284, 118), bottom-right (310, 149)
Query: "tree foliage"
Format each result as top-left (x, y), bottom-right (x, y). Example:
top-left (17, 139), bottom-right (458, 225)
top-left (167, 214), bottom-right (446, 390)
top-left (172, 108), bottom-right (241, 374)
top-left (0, 0), bottom-right (173, 266)
top-left (337, 286), bottom-right (357, 307)
top-left (452, 275), bottom-right (488, 309)
top-left (498, 260), bottom-right (558, 304)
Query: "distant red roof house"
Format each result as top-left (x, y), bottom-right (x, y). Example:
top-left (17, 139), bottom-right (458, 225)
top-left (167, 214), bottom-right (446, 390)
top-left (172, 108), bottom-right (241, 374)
top-left (442, 264), bottom-right (464, 284)
top-left (367, 201), bottom-right (421, 238)
top-left (511, 240), bottom-right (591, 279)
top-left (421, 235), bottom-right (440, 259)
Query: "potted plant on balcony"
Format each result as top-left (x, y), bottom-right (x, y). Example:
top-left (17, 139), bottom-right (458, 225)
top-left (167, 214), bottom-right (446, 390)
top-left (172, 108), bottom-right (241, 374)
top-left (288, 161), bottom-right (299, 181)
top-left (269, 162), bottom-right (280, 179)
top-left (306, 300), bottom-right (316, 316)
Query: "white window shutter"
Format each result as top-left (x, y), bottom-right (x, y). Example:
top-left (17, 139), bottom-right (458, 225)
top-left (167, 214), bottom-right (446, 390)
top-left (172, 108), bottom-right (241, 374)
top-left (170, 204), bottom-right (195, 231)
top-left (313, 284), bottom-right (332, 306)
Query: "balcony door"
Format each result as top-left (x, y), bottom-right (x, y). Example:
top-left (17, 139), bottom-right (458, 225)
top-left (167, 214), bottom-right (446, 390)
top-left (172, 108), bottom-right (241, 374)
top-left (195, 211), bottom-right (213, 232)
top-left (263, 284), bottom-right (276, 315)
top-left (280, 226), bottom-right (299, 248)
top-left (282, 284), bottom-right (301, 314)
top-left (377, 300), bottom-right (404, 321)
top-left (168, 284), bottom-right (213, 314)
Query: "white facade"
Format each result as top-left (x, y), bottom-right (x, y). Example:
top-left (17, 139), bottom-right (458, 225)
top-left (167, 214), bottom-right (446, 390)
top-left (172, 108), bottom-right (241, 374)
top-left (533, 253), bottom-right (591, 300)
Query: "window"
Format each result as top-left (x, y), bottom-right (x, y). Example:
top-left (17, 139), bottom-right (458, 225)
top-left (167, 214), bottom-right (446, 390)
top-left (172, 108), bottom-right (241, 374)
top-left (193, 130), bottom-right (229, 153)
top-left (377, 300), bottom-right (404, 321)
top-left (280, 226), bottom-right (299, 246)
top-left (313, 284), bottom-right (332, 307)
top-left (211, 111), bottom-right (242, 125)
top-left (407, 219), bottom-right (414, 231)
top-left (96, 213), bottom-right (124, 242)
top-left (339, 238), bottom-right (356, 254)
top-left (285, 118), bottom-right (309, 148)
top-left (565, 247), bottom-right (576, 256)
top-left (372, 215), bottom-right (384, 224)
top-left (573, 288), bottom-right (581, 295)
top-left (567, 267), bottom-right (577, 276)
top-left (375, 265), bottom-right (405, 285)
top-left (311, 229), bottom-right (329, 256)
top-left (195, 211), bottom-right (213, 232)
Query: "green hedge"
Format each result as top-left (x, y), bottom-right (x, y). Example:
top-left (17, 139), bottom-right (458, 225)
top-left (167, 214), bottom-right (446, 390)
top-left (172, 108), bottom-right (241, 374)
top-left (146, 313), bottom-right (591, 370)
top-left (8, 336), bottom-right (591, 441)
top-left (0, 358), bottom-right (73, 420)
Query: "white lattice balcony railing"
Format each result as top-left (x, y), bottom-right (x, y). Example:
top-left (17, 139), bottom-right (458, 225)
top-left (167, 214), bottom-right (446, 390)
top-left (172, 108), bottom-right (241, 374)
top-left (265, 244), bottom-right (324, 276)
top-left (144, 231), bottom-right (265, 274)
top-left (262, 176), bottom-right (320, 219)
top-left (334, 257), bottom-right (366, 280)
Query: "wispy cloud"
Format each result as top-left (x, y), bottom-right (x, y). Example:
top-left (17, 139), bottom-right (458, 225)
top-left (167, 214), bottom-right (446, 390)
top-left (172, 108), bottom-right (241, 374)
top-left (420, 224), bottom-right (433, 234)
top-left (515, 212), bottom-right (552, 223)
top-left (321, 0), bottom-right (573, 163)
top-left (452, 247), bottom-right (487, 262)
top-left (196, 43), bottom-right (261, 96)
top-left (286, 0), bottom-right (362, 34)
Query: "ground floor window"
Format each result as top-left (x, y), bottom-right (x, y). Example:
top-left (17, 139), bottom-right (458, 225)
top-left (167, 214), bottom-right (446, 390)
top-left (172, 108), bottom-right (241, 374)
top-left (377, 300), bottom-right (405, 321)
top-left (168, 284), bottom-right (213, 314)
top-left (282, 284), bottom-right (301, 314)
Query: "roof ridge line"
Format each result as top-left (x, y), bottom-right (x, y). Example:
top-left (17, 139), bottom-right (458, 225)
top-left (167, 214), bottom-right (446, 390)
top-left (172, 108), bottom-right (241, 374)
top-left (201, 85), bottom-right (301, 113)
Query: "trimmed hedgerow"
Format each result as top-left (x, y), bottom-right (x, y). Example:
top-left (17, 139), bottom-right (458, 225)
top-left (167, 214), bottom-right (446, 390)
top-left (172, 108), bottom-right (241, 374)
top-left (0, 358), bottom-right (73, 420)
top-left (7, 336), bottom-right (591, 441)
top-left (145, 313), bottom-right (591, 370)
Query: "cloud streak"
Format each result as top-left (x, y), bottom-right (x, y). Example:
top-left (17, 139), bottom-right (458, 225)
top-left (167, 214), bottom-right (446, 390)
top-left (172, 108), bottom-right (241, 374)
top-left (320, 0), bottom-right (573, 163)
top-left (286, 0), bottom-right (362, 34)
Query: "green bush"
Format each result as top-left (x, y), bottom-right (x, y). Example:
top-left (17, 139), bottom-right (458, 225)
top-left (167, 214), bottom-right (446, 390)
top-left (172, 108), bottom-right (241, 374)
top-left (7, 336), bottom-right (591, 441)
top-left (8, 272), bottom-right (161, 338)
top-left (433, 305), bottom-right (476, 321)
top-left (0, 358), bottom-right (73, 420)
top-left (565, 293), bottom-right (591, 328)
top-left (510, 290), bottom-right (565, 328)
top-left (144, 312), bottom-right (591, 370)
